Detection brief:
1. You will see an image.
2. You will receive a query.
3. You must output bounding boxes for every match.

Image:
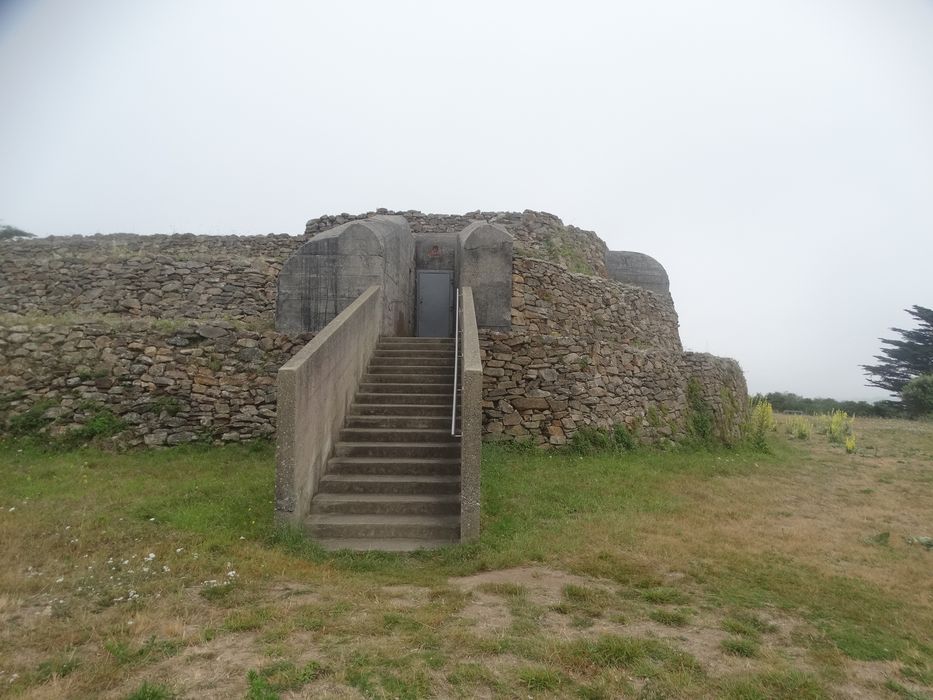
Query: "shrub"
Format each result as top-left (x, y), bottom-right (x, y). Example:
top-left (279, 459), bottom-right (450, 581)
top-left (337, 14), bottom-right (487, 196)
top-left (786, 415), bottom-right (811, 440)
top-left (7, 399), bottom-right (56, 437)
top-left (826, 410), bottom-right (854, 444)
top-left (611, 423), bottom-right (637, 451)
top-left (747, 399), bottom-right (775, 451)
top-left (901, 374), bottom-right (933, 418)
top-left (569, 427), bottom-right (611, 455)
top-left (845, 435), bottom-right (857, 454)
top-left (569, 424), bottom-right (637, 455)
top-left (60, 410), bottom-right (126, 448)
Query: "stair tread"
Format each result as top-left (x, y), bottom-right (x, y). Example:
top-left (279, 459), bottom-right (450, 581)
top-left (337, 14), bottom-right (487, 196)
top-left (374, 351), bottom-right (453, 356)
top-left (307, 513), bottom-right (460, 524)
top-left (314, 538), bottom-right (456, 552)
top-left (352, 402), bottom-right (453, 407)
top-left (365, 385), bottom-right (459, 389)
top-left (314, 493), bottom-right (459, 503)
top-left (335, 441), bottom-right (459, 448)
top-left (341, 428), bottom-right (454, 435)
top-left (369, 367), bottom-right (454, 371)
top-left (322, 473), bottom-right (459, 483)
top-left (329, 457), bottom-right (460, 464)
top-left (356, 393), bottom-right (455, 398)
top-left (346, 416), bottom-right (451, 423)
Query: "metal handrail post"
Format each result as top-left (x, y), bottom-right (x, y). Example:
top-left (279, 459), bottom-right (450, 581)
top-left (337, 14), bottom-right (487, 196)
top-left (451, 288), bottom-right (460, 436)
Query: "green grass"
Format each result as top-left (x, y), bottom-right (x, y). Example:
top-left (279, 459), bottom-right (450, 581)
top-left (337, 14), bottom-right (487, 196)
top-left (1, 419), bottom-right (932, 698)
top-left (722, 612), bottom-right (776, 639)
top-left (517, 666), bottom-right (565, 691)
top-left (246, 660), bottom-right (325, 695)
top-left (719, 670), bottom-right (828, 699)
top-left (33, 655), bottom-right (80, 682)
top-left (559, 634), bottom-right (704, 684)
top-left (223, 607), bottom-right (272, 632)
top-left (476, 581), bottom-right (527, 598)
top-left (125, 681), bottom-right (176, 700)
top-left (885, 679), bottom-right (931, 700)
top-left (721, 637), bottom-right (759, 657)
top-left (554, 583), bottom-right (614, 619)
top-left (649, 608), bottom-right (691, 627)
top-left (642, 586), bottom-right (690, 605)
top-left (104, 637), bottom-right (181, 666)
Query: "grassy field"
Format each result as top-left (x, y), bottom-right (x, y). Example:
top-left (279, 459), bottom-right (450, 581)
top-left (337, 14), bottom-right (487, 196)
top-left (0, 417), bottom-right (931, 699)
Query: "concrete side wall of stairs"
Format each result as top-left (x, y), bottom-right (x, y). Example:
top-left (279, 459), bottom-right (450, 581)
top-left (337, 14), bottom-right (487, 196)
top-left (274, 286), bottom-right (383, 527)
top-left (305, 336), bottom-right (461, 551)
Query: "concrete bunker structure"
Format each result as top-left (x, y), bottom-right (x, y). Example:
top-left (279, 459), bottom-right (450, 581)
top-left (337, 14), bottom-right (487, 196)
top-left (275, 216), bottom-right (415, 336)
top-left (0, 208), bottom-right (747, 551)
top-left (605, 250), bottom-right (671, 298)
top-left (276, 216), bottom-right (513, 337)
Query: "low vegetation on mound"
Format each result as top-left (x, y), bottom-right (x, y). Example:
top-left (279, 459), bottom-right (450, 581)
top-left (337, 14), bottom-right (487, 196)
top-left (0, 417), bottom-right (931, 698)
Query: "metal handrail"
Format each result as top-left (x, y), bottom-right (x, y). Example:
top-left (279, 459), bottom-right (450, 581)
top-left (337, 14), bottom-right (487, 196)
top-left (451, 288), bottom-right (461, 437)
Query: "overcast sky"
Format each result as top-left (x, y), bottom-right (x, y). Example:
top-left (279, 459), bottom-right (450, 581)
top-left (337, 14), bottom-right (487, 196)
top-left (1, 0), bottom-right (931, 400)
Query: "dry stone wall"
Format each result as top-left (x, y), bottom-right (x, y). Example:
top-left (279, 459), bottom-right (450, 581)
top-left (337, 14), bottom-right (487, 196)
top-left (0, 233), bottom-right (299, 321)
top-left (1, 210), bottom-right (605, 321)
top-left (1, 210), bottom-right (748, 448)
top-left (0, 319), bottom-right (312, 446)
top-left (478, 256), bottom-right (746, 446)
top-left (509, 257), bottom-right (681, 353)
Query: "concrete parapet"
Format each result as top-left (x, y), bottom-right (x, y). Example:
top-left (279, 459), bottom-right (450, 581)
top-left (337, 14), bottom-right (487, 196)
top-left (276, 216), bottom-right (413, 336)
top-left (459, 287), bottom-right (483, 541)
top-left (605, 251), bottom-right (671, 298)
top-left (275, 285), bottom-right (383, 526)
top-left (457, 222), bottom-right (513, 329)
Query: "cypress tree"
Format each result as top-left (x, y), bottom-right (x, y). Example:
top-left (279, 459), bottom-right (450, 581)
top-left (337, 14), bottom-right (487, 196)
top-left (862, 305), bottom-right (933, 395)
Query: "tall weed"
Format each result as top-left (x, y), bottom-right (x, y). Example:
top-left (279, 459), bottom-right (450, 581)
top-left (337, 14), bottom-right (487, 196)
top-left (826, 410), bottom-right (854, 445)
top-left (746, 400), bottom-right (776, 451)
top-left (785, 415), bottom-right (812, 440)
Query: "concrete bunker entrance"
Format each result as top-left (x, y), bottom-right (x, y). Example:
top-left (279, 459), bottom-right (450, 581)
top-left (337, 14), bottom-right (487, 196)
top-left (416, 269), bottom-right (453, 337)
top-left (275, 216), bottom-right (514, 338)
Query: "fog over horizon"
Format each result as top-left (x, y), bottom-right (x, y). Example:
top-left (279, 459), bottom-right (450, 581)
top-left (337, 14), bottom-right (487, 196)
top-left (1, 0), bottom-right (931, 402)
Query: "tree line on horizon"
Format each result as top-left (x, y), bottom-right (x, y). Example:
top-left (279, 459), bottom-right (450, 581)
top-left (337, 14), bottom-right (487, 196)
top-left (765, 305), bottom-right (933, 418)
top-left (752, 392), bottom-right (899, 418)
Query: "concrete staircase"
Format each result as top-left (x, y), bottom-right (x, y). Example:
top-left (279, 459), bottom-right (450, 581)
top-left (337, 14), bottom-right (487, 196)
top-left (305, 336), bottom-right (460, 551)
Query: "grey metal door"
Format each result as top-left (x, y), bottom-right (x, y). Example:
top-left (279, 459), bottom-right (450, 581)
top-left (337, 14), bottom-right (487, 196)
top-left (416, 270), bottom-right (453, 337)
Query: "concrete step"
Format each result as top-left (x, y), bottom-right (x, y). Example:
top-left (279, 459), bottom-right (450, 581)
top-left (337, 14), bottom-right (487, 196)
top-left (367, 365), bottom-right (454, 375)
top-left (373, 350), bottom-right (454, 359)
top-left (379, 338), bottom-right (454, 346)
top-left (376, 345), bottom-right (454, 354)
top-left (318, 472), bottom-right (460, 494)
top-left (359, 382), bottom-right (452, 394)
top-left (313, 537), bottom-right (457, 552)
top-left (362, 373), bottom-right (452, 384)
top-left (305, 514), bottom-right (461, 540)
top-left (369, 357), bottom-right (455, 367)
top-left (334, 441), bottom-right (460, 459)
top-left (327, 456), bottom-right (460, 476)
top-left (354, 393), bottom-right (456, 405)
top-left (349, 402), bottom-right (452, 416)
top-left (310, 493), bottom-right (460, 516)
top-left (344, 415), bottom-right (453, 430)
top-left (339, 428), bottom-right (456, 443)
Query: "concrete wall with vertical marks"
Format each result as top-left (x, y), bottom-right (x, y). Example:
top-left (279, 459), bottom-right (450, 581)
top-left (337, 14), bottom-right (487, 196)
top-left (275, 216), bottom-right (413, 336)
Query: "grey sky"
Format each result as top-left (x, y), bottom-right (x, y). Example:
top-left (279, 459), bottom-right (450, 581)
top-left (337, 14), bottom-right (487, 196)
top-left (2, 0), bottom-right (931, 400)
